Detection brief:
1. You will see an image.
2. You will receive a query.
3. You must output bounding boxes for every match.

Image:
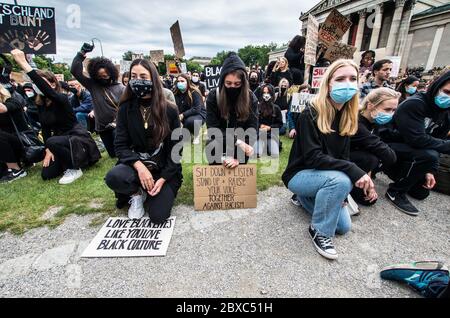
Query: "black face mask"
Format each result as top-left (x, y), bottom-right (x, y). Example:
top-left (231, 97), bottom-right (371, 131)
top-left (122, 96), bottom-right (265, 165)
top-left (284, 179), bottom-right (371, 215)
top-left (97, 78), bottom-right (112, 86)
top-left (249, 78), bottom-right (258, 84)
top-left (69, 87), bottom-right (78, 95)
top-left (225, 86), bottom-right (242, 102)
top-left (130, 79), bottom-right (153, 99)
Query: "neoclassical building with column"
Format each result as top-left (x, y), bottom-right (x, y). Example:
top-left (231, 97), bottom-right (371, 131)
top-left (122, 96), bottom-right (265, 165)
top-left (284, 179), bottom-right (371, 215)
top-left (296, 0), bottom-right (450, 71)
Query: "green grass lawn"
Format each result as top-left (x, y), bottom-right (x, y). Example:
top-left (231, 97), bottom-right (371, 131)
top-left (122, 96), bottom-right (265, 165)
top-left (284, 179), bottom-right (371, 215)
top-left (0, 136), bottom-right (293, 234)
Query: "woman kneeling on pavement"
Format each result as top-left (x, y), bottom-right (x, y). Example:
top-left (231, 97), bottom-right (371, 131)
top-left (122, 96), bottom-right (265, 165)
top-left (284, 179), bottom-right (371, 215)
top-left (282, 59), bottom-right (376, 260)
top-left (105, 59), bottom-right (183, 222)
top-left (11, 49), bottom-right (101, 185)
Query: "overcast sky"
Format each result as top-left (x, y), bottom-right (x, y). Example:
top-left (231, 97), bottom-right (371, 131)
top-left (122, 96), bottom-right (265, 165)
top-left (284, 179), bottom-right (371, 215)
top-left (8, 0), bottom-right (319, 63)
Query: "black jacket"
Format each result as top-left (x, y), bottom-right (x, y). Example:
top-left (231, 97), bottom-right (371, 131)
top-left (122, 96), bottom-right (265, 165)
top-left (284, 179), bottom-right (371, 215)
top-left (351, 115), bottom-right (397, 168)
top-left (282, 105), bottom-right (366, 187)
top-left (270, 70), bottom-right (293, 87)
top-left (0, 97), bottom-right (29, 133)
top-left (284, 47), bottom-right (305, 71)
top-left (115, 99), bottom-right (183, 192)
top-left (27, 70), bottom-right (78, 142)
top-left (392, 71), bottom-right (450, 154)
top-left (175, 90), bottom-right (206, 119)
top-left (259, 103), bottom-right (283, 129)
top-left (71, 52), bottom-right (125, 131)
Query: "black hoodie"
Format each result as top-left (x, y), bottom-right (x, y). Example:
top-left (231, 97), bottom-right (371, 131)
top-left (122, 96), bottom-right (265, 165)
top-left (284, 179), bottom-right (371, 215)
top-left (392, 70), bottom-right (450, 154)
top-left (206, 52), bottom-right (258, 159)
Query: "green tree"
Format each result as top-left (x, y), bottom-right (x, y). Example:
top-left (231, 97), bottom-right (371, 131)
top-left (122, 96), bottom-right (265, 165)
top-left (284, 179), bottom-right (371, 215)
top-left (122, 51), bottom-right (133, 61)
top-left (210, 50), bottom-right (230, 66)
top-left (238, 43), bottom-right (277, 67)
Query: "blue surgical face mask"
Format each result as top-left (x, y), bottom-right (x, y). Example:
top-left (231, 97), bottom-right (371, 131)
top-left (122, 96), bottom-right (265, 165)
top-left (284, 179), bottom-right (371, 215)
top-left (177, 82), bottom-right (187, 92)
top-left (406, 86), bottom-right (417, 95)
top-left (330, 82), bottom-right (358, 104)
top-left (435, 91), bottom-right (450, 109)
top-left (374, 112), bottom-right (394, 125)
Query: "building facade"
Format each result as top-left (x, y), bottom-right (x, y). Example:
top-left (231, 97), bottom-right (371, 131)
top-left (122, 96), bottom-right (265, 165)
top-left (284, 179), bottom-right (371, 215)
top-left (296, 0), bottom-right (449, 71)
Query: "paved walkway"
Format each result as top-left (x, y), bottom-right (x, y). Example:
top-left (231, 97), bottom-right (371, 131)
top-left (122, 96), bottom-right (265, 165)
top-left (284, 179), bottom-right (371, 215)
top-left (0, 176), bottom-right (449, 298)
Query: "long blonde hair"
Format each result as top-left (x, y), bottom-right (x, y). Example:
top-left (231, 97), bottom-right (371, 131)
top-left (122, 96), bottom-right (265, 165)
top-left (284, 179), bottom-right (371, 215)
top-left (361, 87), bottom-right (400, 112)
top-left (311, 59), bottom-right (360, 136)
top-left (0, 85), bottom-right (11, 103)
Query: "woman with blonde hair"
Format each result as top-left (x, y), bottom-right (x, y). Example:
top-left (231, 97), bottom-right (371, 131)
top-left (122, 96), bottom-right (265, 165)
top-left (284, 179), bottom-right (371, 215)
top-left (270, 57), bottom-right (293, 86)
top-left (350, 88), bottom-right (399, 206)
top-left (282, 59), bottom-right (376, 260)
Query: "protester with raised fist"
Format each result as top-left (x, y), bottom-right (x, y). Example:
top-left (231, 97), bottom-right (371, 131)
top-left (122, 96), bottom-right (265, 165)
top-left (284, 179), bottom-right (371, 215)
top-left (12, 49), bottom-right (100, 185)
top-left (71, 42), bottom-right (125, 158)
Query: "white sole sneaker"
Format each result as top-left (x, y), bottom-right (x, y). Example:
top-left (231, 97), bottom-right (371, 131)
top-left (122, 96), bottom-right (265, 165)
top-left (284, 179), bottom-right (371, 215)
top-left (309, 230), bottom-right (338, 260)
top-left (59, 170), bottom-right (83, 185)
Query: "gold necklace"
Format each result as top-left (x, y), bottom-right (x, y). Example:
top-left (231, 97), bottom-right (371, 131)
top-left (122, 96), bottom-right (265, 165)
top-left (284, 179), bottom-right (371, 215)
top-left (140, 106), bottom-right (151, 129)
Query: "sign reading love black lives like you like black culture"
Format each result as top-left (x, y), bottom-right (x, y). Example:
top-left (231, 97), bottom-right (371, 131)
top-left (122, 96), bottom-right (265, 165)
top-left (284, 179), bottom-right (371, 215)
top-left (0, 3), bottom-right (56, 54)
top-left (81, 217), bottom-right (176, 258)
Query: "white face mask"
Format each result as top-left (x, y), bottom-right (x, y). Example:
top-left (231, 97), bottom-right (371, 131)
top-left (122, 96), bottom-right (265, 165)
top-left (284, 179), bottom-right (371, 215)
top-left (192, 76), bottom-right (199, 83)
top-left (25, 91), bottom-right (35, 98)
top-left (263, 93), bottom-right (271, 102)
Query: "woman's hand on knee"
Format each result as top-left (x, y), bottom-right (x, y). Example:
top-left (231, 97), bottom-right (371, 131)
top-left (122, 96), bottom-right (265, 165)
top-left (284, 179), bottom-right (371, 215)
top-left (423, 173), bottom-right (436, 190)
top-left (42, 149), bottom-right (54, 168)
top-left (134, 161), bottom-right (154, 193)
top-left (355, 174), bottom-right (375, 195)
top-left (365, 187), bottom-right (378, 203)
top-left (149, 178), bottom-right (166, 197)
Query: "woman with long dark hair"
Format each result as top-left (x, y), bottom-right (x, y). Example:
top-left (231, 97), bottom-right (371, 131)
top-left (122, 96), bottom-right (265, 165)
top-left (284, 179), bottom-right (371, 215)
top-left (396, 76), bottom-right (420, 104)
top-left (173, 73), bottom-right (206, 145)
top-left (11, 49), bottom-right (101, 185)
top-left (254, 84), bottom-right (283, 157)
top-left (105, 59), bottom-right (182, 222)
top-left (206, 52), bottom-right (258, 168)
top-left (285, 35), bottom-right (306, 85)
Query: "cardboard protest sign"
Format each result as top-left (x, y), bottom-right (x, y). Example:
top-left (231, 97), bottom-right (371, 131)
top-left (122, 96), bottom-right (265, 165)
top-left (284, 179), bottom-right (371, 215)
top-left (81, 217), bottom-right (176, 258)
top-left (150, 50), bottom-right (165, 64)
top-left (290, 93), bottom-right (316, 113)
top-left (318, 9), bottom-right (352, 48)
top-left (193, 165), bottom-right (257, 211)
top-left (304, 15), bottom-right (320, 66)
top-left (180, 62), bottom-right (187, 74)
top-left (120, 60), bottom-right (132, 74)
top-left (170, 20), bottom-right (185, 59)
top-left (166, 60), bottom-right (180, 75)
top-left (0, 3), bottom-right (56, 54)
top-left (324, 42), bottom-right (357, 63)
top-left (312, 67), bottom-right (328, 89)
top-left (385, 56), bottom-right (402, 78)
top-left (204, 65), bottom-right (222, 90)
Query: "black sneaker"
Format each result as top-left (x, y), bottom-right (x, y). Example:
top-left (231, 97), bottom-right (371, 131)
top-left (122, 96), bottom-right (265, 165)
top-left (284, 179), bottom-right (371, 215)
top-left (290, 194), bottom-right (302, 207)
top-left (385, 190), bottom-right (419, 216)
top-left (116, 196), bottom-right (130, 210)
top-left (0, 169), bottom-right (27, 183)
top-left (308, 225), bottom-right (338, 260)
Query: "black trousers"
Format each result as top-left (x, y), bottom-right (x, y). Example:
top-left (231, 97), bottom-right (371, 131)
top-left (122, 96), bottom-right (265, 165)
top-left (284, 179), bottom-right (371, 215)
top-left (42, 135), bottom-right (74, 180)
top-left (99, 129), bottom-right (116, 158)
top-left (385, 143), bottom-right (439, 200)
top-left (183, 115), bottom-right (204, 136)
top-left (350, 150), bottom-right (380, 206)
top-left (0, 130), bottom-right (24, 164)
top-left (105, 164), bottom-right (175, 224)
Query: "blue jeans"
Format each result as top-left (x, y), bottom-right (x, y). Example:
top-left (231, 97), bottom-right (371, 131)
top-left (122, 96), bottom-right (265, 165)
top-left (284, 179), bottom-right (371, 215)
top-left (75, 112), bottom-right (89, 130)
top-left (288, 169), bottom-right (353, 237)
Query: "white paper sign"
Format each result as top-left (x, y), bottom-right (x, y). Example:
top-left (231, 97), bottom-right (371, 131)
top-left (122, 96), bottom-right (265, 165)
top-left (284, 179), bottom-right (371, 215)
top-left (290, 93), bottom-right (315, 113)
top-left (385, 56), bottom-right (402, 78)
top-left (81, 217), bottom-right (176, 258)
